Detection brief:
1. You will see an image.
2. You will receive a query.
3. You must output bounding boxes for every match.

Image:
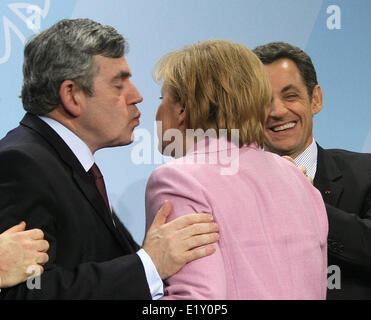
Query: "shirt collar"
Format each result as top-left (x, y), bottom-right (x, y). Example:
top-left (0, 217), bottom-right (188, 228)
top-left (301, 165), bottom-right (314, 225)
top-left (293, 138), bottom-right (318, 180)
top-left (38, 116), bottom-right (95, 172)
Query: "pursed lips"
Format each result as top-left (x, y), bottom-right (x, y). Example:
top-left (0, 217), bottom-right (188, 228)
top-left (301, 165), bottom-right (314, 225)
top-left (133, 109), bottom-right (141, 121)
top-left (131, 113), bottom-right (141, 127)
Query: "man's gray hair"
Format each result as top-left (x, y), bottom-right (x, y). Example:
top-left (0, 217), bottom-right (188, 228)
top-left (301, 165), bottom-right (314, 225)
top-left (21, 18), bottom-right (128, 115)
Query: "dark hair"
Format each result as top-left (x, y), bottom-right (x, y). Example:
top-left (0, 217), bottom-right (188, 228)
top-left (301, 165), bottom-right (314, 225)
top-left (253, 42), bottom-right (318, 99)
top-left (21, 18), bottom-right (128, 115)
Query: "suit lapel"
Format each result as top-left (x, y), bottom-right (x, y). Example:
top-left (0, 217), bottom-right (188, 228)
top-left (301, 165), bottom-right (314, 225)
top-left (72, 169), bottom-right (121, 237)
top-left (20, 113), bottom-right (135, 251)
top-left (72, 166), bottom-right (139, 253)
top-left (112, 212), bottom-right (140, 251)
top-left (314, 144), bottom-right (344, 206)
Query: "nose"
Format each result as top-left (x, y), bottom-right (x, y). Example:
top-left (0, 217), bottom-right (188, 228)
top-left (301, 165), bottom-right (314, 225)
top-left (268, 97), bottom-right (288, 119)
top-left (128, 80), bottom-right (143, 105)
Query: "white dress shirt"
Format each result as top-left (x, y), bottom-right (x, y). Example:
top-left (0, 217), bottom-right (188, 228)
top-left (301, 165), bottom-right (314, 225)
top-left (293, 138), bottom-right (318, 181)
top-left (39, 116), bottom-right (163, 299)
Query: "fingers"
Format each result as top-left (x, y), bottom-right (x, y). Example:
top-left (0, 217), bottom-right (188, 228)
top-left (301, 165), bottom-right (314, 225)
top-left (282, 156), bottom-right (296, 165)
top-left (35, 239), bottom-right (50, 253)
top-left (143, 211), bottom-right (219, 280)
top-left (37, 265), bottom-right (44, 275)
top-left (183, 232), bottom-right (219, 251)
top-left (297, 166), bottom-right (313, 184)
top-left (150, 200), bottom-right (173, 229)
top-left (307, 176), bottom-right (314, 185)
top-left (184, 244), bottom-right (217, 263)
top-left (170, 213), bottom-right (215, 231)
top-left (24, 228), bottom-right (45, 240)
top-left (27, 264), bottom-right (44, 277)
top-left (298, 166), bottom-right (307, 175)
top-left (180, 222), bottom-right (219, 239)
top-left (35, 252), bottom-right (49, 265)
top-left (2, 221), bottom-right (26, 235)
top-left (282, 156), bottom-right (312, 184)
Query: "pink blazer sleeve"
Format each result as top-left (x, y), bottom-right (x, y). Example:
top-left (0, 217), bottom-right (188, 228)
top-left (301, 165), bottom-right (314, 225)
top-left (145, 163), bottom-right (227, 299)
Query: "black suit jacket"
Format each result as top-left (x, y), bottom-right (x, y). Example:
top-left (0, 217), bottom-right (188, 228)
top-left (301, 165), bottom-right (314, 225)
top-left (0, 113), bottom-right (151, 299)
top-left (314, 145), bottom-right (371, 300)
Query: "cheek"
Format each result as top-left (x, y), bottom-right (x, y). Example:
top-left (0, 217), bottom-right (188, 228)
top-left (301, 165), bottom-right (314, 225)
top-left (155, 103), bottom-right (164, 122)
top-left (155, 107), bottom-right (165, 139)
top-left (156, 105), bottom-right (172, 132)
top-left (155, 109), bottom-right (161, 122)
top-left (302, 107), bottom-right (314, 126)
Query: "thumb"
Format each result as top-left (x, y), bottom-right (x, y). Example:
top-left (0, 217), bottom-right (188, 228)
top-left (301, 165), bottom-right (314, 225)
top-left (151, 200), bottom-right (172, 229)
top-left (2, 221), bottom-right (26, 235)
top-left (298, 166), bottom-right (307, 175)
top-left (282, 155), bottom-right (296, 165)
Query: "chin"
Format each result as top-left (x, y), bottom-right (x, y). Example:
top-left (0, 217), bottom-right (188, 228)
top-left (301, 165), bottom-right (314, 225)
top-left (157, 144), bottom-right (164, 155)
top-left (159, 145), bottom-right (172, 157)
top-left (121, 132), bottom-right (136, 146)
top-left (108, 136), bottom-right (134, 148)
top-left (124, 137), bottom-right (135, 146)
top-left (265, 143), bottom-right (292, 156)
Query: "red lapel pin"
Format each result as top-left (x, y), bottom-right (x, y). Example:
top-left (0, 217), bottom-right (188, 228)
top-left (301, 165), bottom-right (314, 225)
top-left (325, 190), bottom-right (331, 195)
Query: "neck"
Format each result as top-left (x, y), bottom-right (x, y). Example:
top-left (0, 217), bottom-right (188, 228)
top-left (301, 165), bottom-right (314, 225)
top-left (45, 108), bottom-right (97, 154)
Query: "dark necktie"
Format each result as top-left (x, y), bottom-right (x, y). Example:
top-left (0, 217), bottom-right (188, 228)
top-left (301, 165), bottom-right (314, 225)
top-left (88, 163), bottom-right (111, 215)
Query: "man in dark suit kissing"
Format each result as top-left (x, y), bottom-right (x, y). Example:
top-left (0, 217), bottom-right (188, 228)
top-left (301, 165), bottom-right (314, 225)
top-left (0, 18), bottom-right (219, 299)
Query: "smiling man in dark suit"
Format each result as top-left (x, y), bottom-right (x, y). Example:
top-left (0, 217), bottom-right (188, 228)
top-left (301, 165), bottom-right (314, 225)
top-left (253, 42), bottom-right (371, 300)
top-left (0, 18), bottom-right (219, 299)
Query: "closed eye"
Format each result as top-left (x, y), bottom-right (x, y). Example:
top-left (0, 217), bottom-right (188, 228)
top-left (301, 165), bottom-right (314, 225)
top-left (285, 94), bottom-right (298, 100)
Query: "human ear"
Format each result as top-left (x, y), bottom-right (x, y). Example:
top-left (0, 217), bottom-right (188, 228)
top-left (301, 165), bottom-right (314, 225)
top-left (177, 103), bottom-right (186, 129)
top-left (311, 85), bottom-right (323, 115)
top-left (59, 80), bottom-right (84, 117)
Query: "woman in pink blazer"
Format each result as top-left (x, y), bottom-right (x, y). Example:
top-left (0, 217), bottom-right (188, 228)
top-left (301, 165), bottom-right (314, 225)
top-left (145, 40), bottom-right (328, 299)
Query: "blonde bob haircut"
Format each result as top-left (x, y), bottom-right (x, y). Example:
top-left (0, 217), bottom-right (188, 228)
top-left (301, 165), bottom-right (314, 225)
top-left (154, 40), bottom-right (272, 147)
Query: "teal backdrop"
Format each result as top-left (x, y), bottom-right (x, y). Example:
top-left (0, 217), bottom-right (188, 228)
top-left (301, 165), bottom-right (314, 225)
top-left (1, 0), bottom-right (370, 242)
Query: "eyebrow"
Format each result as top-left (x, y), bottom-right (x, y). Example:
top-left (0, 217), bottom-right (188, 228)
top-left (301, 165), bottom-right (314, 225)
top-left (111, 70), bottom-right (131, 82)
top-left (280, 84), bottom-right (301, 94)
